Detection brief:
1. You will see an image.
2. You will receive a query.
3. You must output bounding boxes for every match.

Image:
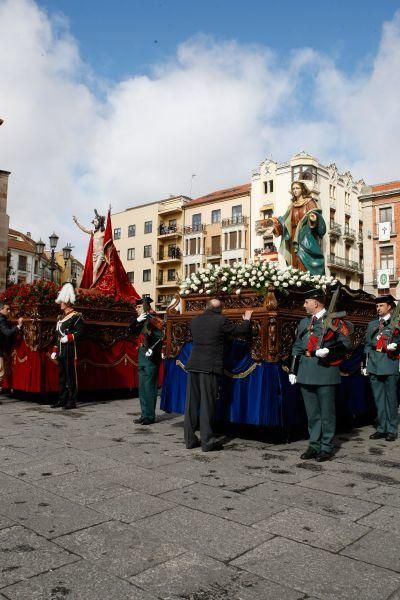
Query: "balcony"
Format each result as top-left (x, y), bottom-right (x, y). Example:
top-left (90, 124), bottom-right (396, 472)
top-left (157, 273), bottom-right (178, 287)
top-left (158, 224), bottom-right (183, 238)
top-left (329, 222), bottom-right (342, 238)
top-left (205, 246), bottom-right (222, 258)
top-left (327, 254), bottom-right (361, 273)
top-left (254, 247), bottom-right (278, 262)
top-left (372, 268), bottom-right (400, 286)
top-left (255, 219), bottom-right (272, 235)
top-left (184, 224), bottom-right (206, 234)
top-left (222, 216), bottom-right (248, 227)
top-left (157, 247), bottom-right (182, 263)
top-left (374, 222), bottom-right (396, 239)
top-left (343, 227), bottom-right (356, 243)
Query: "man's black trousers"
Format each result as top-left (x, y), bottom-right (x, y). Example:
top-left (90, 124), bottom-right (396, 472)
top-left (58, 355), bottom-right (77, 407)
top-left (184, 371), bottom-right (219, 450)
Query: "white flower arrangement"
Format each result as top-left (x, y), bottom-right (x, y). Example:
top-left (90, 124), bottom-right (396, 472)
top-left (180, 261), bottom-right (337, 297)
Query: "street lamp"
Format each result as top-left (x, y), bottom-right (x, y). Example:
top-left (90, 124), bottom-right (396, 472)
top-left (62, 243), bottom-right (73, 264)
top-left (48, 232), bottom-right (59, 282)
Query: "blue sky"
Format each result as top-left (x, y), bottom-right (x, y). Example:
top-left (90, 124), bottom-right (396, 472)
top-left (37, 0), bottom-right (399, 81)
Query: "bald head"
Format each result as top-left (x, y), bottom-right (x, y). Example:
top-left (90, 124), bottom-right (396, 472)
top-left (207, 298), bottom-right (222, 310)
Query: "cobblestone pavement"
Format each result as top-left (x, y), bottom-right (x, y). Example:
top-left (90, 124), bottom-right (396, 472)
top-left (1, 395), bottom-right (400, 599)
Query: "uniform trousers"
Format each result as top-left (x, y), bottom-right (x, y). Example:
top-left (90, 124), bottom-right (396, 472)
top-left (138, 360), bottom-right (159, 421)
top-left (300, 384), bottom-right (336, 454)
top-left (184, 371), bottom-right (219, 450)
top-left (370, 374), bottom-right (399, 436)
top-left (58, 355), bottom-right (77, 407)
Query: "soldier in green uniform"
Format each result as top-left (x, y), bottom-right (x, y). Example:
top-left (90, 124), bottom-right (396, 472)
top-left (364, 294), bottom-right (400, 442)
top-left (129, 297), bottom-right (163, 425)
top-left (289, 288), bottom-right (353, 461)
top-left (50, 283), bottom-right (84, 410)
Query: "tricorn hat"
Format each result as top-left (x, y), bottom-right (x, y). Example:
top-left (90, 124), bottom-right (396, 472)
top-left (374, 294), bottom-right (396, 307)
top-left (55, 282), bottom-right (76, 305)
top-left (136, 296), bottom-right (153, 305)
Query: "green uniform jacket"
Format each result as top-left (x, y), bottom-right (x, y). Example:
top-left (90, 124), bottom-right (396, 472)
top-left (291, 314), bottom-right (353, 385)
top-left (129, 314), bottom-right (163, 368)
top-left (365, 317), bottom-right (400, 376)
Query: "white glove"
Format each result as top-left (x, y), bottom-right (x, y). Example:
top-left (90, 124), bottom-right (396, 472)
top-left (316, 348), bottom-right (330, 358)
top-left (289, 373), bottom-right (297, 385)
top-left (50, 352), bottom-right (57, 360)
top-left (137, 312), bottom-right (147, 323)
top-left (145, 348), bottom-right (153, 357)
top-left (387, 342), bottom-right (398, 351)
top-left (361, 367), bottom-right (368, 376)
top-left (60, 335), bottom-right (69, 344)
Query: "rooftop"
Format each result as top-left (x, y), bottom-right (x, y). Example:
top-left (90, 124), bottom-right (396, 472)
top-left (186, 183), bottom-right (251, 207)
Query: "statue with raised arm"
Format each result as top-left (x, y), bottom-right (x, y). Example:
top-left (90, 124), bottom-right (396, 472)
top-left (73, 210), bottom-right (106, 283)
top-left (265, 181), bottom-right (326, 275)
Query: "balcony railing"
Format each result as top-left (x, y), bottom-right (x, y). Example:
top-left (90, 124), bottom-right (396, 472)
top-left (157, 274), bottom-right (177, 285)
top-left (255, 219), bottom-right (271, 234)
top-left (184, 224), bottom-right (206, 234)
top-left (158, 224), bottom-right (183, 236)
top-left (375, 222), bottom-right (396, 237)
top-left (158, 247), bottom-right (182, 261)
top-left (329, 222), bottom-right (342, 237)
top-left (343, 227), bottom-right (356, 242)
top-left (205, 247), bottom-right (222, 257)
top-left (372, 268), bottom-right (400, 285)
top-left (222, 216), bottom-right (248, 227)
top-left (327, 255), bottom-right (361, 272)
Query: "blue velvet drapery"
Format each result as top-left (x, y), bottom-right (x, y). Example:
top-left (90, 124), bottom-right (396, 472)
top-left (160, 340), bottom-right (374, 427)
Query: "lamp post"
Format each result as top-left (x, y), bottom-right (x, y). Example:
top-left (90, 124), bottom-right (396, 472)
top-left (49, 232), bottom-right (59, 282)
top-left (35, 239), bottom-right (45, 279)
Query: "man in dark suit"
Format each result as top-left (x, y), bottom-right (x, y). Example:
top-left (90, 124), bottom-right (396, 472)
top-left (289, 288), bottom-right (353, 461)
top-left (0, 302), bottom-right (23, 392)
top-left (364, 294), bottom-right (400, 442)
top-left (184, 298), bottom-right (252, 452)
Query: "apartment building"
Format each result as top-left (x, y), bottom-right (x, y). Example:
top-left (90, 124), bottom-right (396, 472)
top-left (359, 180), bottom-right (400, 296)
top-left (7, 229), bottom-right (59, 285)
top-left (251, 152), bottom-right (365, 287)
top-left (183, 184), bottom-right (251, 278)
top-left (112, 195), bottom-right (189, 310)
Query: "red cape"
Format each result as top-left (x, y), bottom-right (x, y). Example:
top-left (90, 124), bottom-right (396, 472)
top-left (80, 210), bottom-right (140, 302)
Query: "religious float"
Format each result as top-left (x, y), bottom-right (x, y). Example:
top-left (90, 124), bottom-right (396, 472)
top-left (161, 261), bottom-right (377, 431)
top-left (2, 209), bottom-right (141, 396)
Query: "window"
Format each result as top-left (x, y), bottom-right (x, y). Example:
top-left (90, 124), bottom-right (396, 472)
top-left (18, 255), bottom-right (27, 271)
top-left (189, 238), bottom-right (197, 255)
top-left (232, 205), bottom-right (242, 223)
top-left (292, 165), bottom-right (317, 182)
top-left (379, 207), bottom-right (393, 223)
top-left (329, 184), bottom-right (336, 199)
top-left (128, 224), bottom-right (136, 237)
top-left (263, 181), bottom-right (268, 194)
top-left (34, 260), bottom-right (38, 275)
top-left (211, 209), bottom-right (221, 224)
top-left (189, 263), bottom-right (196, 275)
top-left (345, 192), bottom-right (351, 207)
top-left (380, 246), bottom-right (394, 271)
top-left (127, 248), bottom-right (135, 260)
top-left (269, 180), bottom-right (274, 193)
top-left (192, 213), bottom-right (201, 231)
top-left (114, 227), bottom-right (121, 240)
top-left (144, 221), bottom-right (152, 234)
top-left (330, 209), bottom-right (336, 228)
top-left (229, 231), bottom-right (238, 250)
top-left (143, 269), bottom-right (151, 282)
top-left (167, 269), bottom-right (176, 281)
top-left (169, 218), bottom-right (177, 229)
top-left (144, 245), bottom-right (152, 258)
top-left (127, 271), bottom-right (134, 283)
top-left (211, 235), bottom-right (221, 255)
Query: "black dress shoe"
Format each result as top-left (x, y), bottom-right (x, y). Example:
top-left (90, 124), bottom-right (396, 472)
top-left (202, 442), bottom-right (224, 452)
top-left (50, 402), bottom-right (64, 409)
top-left (316, 451), bottom-right (333, 462)
top-left (186, 439), bottom-right (201, 449)
top-left (386, 433), bottom-right (397, 442)
top-left (300, 447), bottom-right (318, 460)
top-left (369, 432), bottom-right (386, 440)
top-left (140, 418), bottom-right (155, 425)
top-left (133, 417), bottom-right (144, 424)
top-left (63, 403), bottom-right (76, 410)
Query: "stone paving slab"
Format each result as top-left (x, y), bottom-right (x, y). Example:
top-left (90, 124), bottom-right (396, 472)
top-left (355, 484), bottom-right (400, 508)
top-left (243, 479), bottom-right (380, 521)
top-left (93, 442), bottom-right (189, 468)
top-left (341, 529), bottom-right (400, 572)
top-left (0, 473), bottom-right (33, 498)
top-left (298, 472), bottom-right (380, 497)
top-left (1, 560), bottom-right (158, 600)
top-left (231, 536), bottom-right (400, 600)
top-left (54, 520), bottom-right (186, 578)
top-left (253, 506), bottom-right (370, 552)
top-left (88, 490), bottom-right (176, 523)
top-left (0, 515), bottom-right (16, 532)
top-left (0, 525), bottom-right (78, 588)
top-left (130, 505), bottom-right (272, 562)
top-left (159, 482), bottom-right (286, 525)
top-left (0, 488), bottom-right (109, 539)
top-left (98, 463), bottom-right (194, 495)
top-left (357, 505), bottom-right (400, 536)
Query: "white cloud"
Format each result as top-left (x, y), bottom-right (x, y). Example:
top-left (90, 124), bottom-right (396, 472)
top-left (0, 0), bottom-right (399, 260)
